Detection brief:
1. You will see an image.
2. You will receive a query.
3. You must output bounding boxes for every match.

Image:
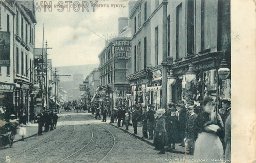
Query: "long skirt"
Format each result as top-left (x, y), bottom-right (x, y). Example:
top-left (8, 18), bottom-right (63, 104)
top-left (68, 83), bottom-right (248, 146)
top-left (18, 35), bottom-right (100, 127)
top-left (18, 127), bottom-right (27, 136)
top-left (224, 140), bottom-right (231, 162)
top-left (194, 132), bottom-right (224, 163)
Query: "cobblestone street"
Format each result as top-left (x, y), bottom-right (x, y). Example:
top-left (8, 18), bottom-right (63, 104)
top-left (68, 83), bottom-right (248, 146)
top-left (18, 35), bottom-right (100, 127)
top-left (0, 113), bottom-right (192, 163)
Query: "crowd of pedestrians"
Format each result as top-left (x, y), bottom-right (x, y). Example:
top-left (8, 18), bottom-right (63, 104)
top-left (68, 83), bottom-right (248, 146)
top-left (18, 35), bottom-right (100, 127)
top-left (89, 96), bottom-right (231, 162)
top-left (37, 110), bottom-right (59, 135)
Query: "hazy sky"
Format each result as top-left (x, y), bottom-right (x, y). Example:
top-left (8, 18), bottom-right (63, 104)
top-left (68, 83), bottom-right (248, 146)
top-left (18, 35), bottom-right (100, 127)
top-left (35, 0), bottom-right (130, 67)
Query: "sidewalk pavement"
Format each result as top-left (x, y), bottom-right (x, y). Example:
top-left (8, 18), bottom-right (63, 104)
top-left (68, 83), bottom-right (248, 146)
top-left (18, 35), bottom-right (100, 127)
top-left (14, 123), bottom-right (38, 142)
top-left (109, 120), bottom-right (187, 154)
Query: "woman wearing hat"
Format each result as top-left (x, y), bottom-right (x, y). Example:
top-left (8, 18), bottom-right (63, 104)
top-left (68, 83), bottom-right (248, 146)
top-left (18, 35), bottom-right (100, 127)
top-left (193, 97), bottom-right (224, 162)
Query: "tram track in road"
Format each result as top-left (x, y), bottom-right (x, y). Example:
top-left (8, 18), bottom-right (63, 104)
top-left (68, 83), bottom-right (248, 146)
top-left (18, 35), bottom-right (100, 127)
top-left (32, 125), bottom-right (76, 163)
top-left (8, 114), bottom-right (73, 161)
top-left (57, 131), bottom-right (94, 163)
top-left (58, 124), bottom-right (116, 163)
top-left (97, 125), bottom-right (116, 163)
top-left (36, 124), bottom-right (93, 163)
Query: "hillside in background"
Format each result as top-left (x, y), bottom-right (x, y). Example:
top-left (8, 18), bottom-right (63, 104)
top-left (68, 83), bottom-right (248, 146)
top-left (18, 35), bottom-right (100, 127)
top-left (56, 64), bottom-right (98, 81)
top-left (56, 64), bottom-right (98, 101)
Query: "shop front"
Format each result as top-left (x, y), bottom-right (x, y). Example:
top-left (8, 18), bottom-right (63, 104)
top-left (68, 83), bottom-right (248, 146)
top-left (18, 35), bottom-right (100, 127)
top-left (14, 80), bottom-right (32, 121)
top-left (171, 52), bottom-right (231, 105)
top-left (0, 82), bottom-right (15, 119)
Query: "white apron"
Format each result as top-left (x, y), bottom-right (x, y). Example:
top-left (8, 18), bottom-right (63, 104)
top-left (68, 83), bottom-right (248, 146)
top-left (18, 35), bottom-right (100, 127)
top-left (194, 132), bottom-right (224, 163)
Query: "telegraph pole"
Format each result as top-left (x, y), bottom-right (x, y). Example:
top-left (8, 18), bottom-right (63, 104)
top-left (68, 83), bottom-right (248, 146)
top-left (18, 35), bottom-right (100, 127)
top-left (45, 41), bottom-right (48, 110)
top-left (162, 0), bottom-right (168, 109)
top-left (52, 68), bottom-right (71, 111)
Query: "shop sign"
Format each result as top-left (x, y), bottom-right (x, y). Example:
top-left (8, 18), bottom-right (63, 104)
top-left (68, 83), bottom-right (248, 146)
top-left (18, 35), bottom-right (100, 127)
top-left (113, 40), bottom-right (131, 46)
top-left (146, 86), bottom-right (162, 92)
top-left (0, 84), bottom-right (14, 92)
top-left (194, 61), bottom-right (215, 71)
top-left (113, 40), bottom-right (131, 58)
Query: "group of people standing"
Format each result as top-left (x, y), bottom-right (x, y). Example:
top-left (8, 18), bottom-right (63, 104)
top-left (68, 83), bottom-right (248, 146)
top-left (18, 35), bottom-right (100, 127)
top-left (151, 97), bottom-right (231, 162)
top-left (93, 105), bottom-right (109, 122)
top-left (90, 97), bottom-right (231, 162)
top-left (37, 110), bottom-right (58, 135)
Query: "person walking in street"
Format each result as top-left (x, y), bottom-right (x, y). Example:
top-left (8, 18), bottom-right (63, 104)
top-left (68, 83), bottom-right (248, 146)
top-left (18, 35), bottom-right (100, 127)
top-left (44, 111), bottom-right (50, 132)
top-left (117, 108), bottom-right (122, 127)
top-left (124, 112), bottom-right (130, 130)
top-left (132, 106), bottom-right (140, 135)
top-left (53, 112), bottom-right (58, 129)
top-left (37, 111), bottom-right (44, 135)
top-left (95, 107), bottom-right (101, 120)
top-left (147, 105), bottom-right (155, 140)
top-left (50, 112), bottom-right (54, 131)
top-left (121, 107), bottom-right (126, 127)
top-left (102, 108), bottom-right (107, 122)
top-left (154, 109), bottom-right (167, 154)
top-left (178, 102), bottom-right (187, 147)
top-left (165, 103), bottom-right (179, 151)
top-left (142, 107), bottom-right (148, 139)
top-left (193, 97), bottom-right (224, 163)
top-left (185, 105), bottom-right (201, 154)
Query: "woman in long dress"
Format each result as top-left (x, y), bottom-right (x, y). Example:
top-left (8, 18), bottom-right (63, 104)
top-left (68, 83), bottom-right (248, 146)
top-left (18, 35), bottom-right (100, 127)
top-left (194, 97), bottom-right (224, 163)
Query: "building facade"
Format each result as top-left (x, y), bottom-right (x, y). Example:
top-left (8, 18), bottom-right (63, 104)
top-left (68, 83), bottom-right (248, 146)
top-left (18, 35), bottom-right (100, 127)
top-left (127, 0), bottom-right (231, 109)
top-left (0, 0), bottom-right (36, 120)
top-left (87, 68), bottom-right (100, 96)
top-left (98, 36), bottom-right (131, 107)
top-left (169, 0), bottom-right (231, 104)
top-left (127, 0), bottom-right (172, 109)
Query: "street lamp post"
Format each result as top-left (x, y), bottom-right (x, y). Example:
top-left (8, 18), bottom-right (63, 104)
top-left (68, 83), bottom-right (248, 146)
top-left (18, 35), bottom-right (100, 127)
top-left (161, 0), bottom-right (168, 109)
